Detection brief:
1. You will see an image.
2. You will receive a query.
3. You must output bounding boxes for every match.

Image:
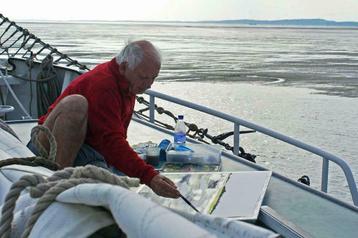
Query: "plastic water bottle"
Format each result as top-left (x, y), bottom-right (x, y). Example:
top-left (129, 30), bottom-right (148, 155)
top-left (174, 115), bottom-right (186, 146)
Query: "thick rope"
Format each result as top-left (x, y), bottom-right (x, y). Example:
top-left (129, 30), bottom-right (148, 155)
top-left (0, 165), bottom-right (139, 238)
top-left (0, 175), bottom-right (45, 238)
top-left (71, 166), bottom-right (139, 188)
top-left (0, 157), bottom-right (59, 171)
top-left (30, 166), bottom-right (139, 198)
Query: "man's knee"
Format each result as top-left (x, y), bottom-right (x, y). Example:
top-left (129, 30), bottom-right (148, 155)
top-left (43, 95), bottom-right (88, 129)
top-left (59, 95), bottom-right (88, 115)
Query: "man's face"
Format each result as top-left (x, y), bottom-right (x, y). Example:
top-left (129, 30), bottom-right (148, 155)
top-left (121, 60), bottom-right (160, 95)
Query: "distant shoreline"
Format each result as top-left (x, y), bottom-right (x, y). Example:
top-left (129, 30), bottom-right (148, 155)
top-left (203, 19), bottom-right (358, 27)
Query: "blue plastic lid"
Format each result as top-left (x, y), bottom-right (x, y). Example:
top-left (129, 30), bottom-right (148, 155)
top-left (158, 139), bottom-right (171, 150)
top-left (175, 144), bottom-right (193, 152)
top-left (178, 115), bottom-right (184, 120)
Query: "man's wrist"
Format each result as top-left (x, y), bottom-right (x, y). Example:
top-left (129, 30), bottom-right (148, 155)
top-left (141, 167), bottom-right (159, 186)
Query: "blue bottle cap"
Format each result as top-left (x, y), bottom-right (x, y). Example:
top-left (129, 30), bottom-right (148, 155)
top-left (178, 115), bottom-right (184, 120)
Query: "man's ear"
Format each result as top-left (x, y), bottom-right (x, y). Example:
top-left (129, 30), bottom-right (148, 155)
top-left (118, 62), bottom-right (127, 75)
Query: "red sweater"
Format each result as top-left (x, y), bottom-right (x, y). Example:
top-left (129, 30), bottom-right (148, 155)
top-left (39, 58), bottom-right (158, 185)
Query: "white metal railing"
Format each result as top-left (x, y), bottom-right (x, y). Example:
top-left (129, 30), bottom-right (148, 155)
top-left (0, 69), bottom-right (32, 119)
top-left (144, 89), bottom-right (358, 206)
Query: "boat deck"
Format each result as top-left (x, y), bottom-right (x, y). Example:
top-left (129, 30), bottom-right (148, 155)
top-left (7, 120), bottom-right (358, 238)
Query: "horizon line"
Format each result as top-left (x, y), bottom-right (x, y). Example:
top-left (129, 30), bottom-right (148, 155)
top-left (12, 17), bottom-right (358, 23)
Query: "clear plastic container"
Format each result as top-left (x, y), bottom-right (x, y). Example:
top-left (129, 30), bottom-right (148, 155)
top-left (166, 150), bottom-right (192, 163)
top-left (189, 143), bottom-right (222, 165)
top-left (166, 143), bottom-right (221, 165)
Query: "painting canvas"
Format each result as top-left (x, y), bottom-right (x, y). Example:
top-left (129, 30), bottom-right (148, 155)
top-left (137, 171), bottom-right (272, 220)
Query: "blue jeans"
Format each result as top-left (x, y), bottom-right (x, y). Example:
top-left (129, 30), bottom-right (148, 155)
top-left (27, 141), bottom-right (124, 176)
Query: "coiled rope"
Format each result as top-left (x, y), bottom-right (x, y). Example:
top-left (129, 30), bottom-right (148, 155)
top-left (30, 124), bottom-right (57, 161)
top-left (0, 125), bottom-right (59, 170)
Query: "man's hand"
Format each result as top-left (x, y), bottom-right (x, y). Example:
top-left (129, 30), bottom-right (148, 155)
top-left (150, 174), bottom-right (180, 198)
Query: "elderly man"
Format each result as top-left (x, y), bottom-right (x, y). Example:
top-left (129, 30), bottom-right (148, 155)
top-left (28, 40), bottom-right (180, 198)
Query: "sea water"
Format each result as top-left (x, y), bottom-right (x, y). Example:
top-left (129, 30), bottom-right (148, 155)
top-left (17, 21), bottom-right (358, 203)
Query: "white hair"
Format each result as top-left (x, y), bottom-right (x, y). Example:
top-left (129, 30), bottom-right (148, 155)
top-left (115, 41), bottom-right (161, 70)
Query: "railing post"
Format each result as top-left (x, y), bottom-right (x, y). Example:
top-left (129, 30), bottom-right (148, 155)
top-left (149, 95), bottom-right (155, 123)
top-left (233, 123), bottom-right (240, 155)
top-left (321, 158), bottom-right (329, 193)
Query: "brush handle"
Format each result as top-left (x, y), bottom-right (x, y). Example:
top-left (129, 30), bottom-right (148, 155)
top-left (180, 194), bottom-right (200, 213)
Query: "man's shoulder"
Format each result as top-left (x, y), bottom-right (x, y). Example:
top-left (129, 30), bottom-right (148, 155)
top-left (77, 62), bottom-right (118, 89)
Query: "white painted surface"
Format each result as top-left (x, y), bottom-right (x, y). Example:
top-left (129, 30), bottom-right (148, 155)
top-left (212, 171), bottom-right (272, 220)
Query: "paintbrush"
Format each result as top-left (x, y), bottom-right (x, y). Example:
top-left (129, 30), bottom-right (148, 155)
top-left (180, 194), bottom-right (200, 213)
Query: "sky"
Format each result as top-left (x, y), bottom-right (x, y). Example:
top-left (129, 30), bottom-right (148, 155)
top-left (2, 0), bottom-right (358, 22)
